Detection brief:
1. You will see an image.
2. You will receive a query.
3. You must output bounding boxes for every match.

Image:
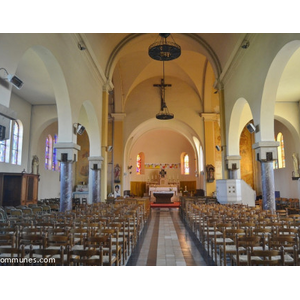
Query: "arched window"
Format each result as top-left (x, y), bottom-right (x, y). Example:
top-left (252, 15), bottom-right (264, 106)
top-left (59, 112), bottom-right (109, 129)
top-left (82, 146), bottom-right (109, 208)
top-left (184, 154), bottom-right (190, 175)
top-left (0, 120), bottom-right (23, 165)
top-left (52, 134), bottom-right (59, 171)
top-left (136, 152), bottom-right (145, 175)
top-left (0, 138), bottom-right (9, 163)
top-left (277, 132), bottom-right (285, 169)
top-left (136, 154), bottom-right (141, 175)
top-left (45, 135), bottom-right (53, 170)
top-left (11, 121), bottom-right (22, 165)
top-left (181, 152), bottom-right (190, 175)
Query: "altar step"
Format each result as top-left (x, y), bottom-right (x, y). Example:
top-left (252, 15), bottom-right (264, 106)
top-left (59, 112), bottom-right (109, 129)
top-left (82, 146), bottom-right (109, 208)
top-left (150, 201), bottom-right (180, 208)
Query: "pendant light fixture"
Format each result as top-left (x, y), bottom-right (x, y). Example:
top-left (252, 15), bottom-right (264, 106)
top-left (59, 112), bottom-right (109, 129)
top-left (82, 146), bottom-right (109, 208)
top-left (148, 33), bottom-right (181, 61)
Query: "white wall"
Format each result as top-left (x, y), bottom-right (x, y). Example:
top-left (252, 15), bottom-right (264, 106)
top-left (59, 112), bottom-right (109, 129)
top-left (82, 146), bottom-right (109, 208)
top-left (274, 119), bottom-right (298, 198)
top-left (37, 122), bottom-right (60, 199)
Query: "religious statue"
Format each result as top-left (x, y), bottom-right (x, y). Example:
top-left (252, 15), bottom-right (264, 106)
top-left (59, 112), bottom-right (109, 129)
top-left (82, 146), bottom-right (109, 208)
top-left (31, 155), bottom-right (39, 174)
top-left (292, 153), bottom-right (299, 177)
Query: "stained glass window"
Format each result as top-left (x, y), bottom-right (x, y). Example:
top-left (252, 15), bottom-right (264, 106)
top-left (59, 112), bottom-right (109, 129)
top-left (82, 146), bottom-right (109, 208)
top-left (52, 134), bottom-right (60, 171)
top-left (136, 154), bottom-right (141, 175)
top-left (277, 132), bottom-right (285, 168)
top-left (11, 121), bottom-right (19, 164)
top-left (184, 154), bottom-right (189, 175)
top-left (45, 135), bottom-right (52, 170)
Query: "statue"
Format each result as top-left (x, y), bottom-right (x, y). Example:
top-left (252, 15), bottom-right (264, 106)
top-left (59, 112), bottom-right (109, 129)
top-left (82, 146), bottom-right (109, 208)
top-left (32, 155), bottom-right (39, 174)
top-left (292, 153), bottom-right (299, 177)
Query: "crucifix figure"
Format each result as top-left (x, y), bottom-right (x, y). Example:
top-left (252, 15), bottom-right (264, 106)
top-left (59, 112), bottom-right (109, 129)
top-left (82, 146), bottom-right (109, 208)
top-left (153, 78), bottom-right (172, 110)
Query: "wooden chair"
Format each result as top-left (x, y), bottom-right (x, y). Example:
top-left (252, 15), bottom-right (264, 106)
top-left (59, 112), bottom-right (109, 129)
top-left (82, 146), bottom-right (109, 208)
top-left (19, 233), bottom-right (45, 250)
top-left (66, 245), bottom-right (103, 266)
top-left (247, 247), bottom-right (285, 266)
top-left (219, 228), bottom-right (245, 266)
top-left (0, 244), bottom-right (25, 265)
top-left (0, 233), bottom-right (16, 248)
top-left (109, 220), bottom-right (128, 265)
top-left (232, 235), bottom-right (265, 266)
top-left (45, 234), bottom-right (71, 251)
top-left (85, 235), bottom-right (117, 266)
top-left (29, 245), bottom-right (65, 265)
top-left (211, 222), bottom-right (233, 264)
top-left (96, 228), bottom-right (121, 266)
top-left (267, 234), bottom-right (297, 265)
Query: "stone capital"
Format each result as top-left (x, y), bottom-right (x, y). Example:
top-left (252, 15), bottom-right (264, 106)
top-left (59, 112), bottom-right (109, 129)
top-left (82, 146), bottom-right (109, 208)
top-left (88, 156), bottom-right (104, 170)
top-left (111, 112), bottom-right (126, 121)
top-left (252, 141), bottom-right (280, 162)
top-left (54, 142), bottom-right (81, 162)
top-left (226, 155), bottom-right (241, 170)
top-left (200, 112), bottom-right (220, 122)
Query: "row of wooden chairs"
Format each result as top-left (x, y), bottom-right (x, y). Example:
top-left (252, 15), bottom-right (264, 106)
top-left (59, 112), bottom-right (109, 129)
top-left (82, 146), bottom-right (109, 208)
top-left (0, 200), bottom-right (147, 266)
top-left (182, 201), bottom-right (300, 266)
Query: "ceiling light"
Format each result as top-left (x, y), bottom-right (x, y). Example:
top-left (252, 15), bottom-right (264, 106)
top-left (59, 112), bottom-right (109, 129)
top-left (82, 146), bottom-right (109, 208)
top-left (0, 67), bottom-right (24, 89)
top-left (148, 33), bottom-right (181, 61)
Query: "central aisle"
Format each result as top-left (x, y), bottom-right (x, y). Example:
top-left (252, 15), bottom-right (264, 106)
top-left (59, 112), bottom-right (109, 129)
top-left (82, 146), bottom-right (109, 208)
top-left (127, 207), bottom-right (214, 266)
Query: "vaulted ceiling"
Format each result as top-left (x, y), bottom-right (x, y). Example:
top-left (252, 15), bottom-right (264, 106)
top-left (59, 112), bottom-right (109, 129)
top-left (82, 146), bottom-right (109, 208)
top-left (12, 33), bottom-right (300, 108)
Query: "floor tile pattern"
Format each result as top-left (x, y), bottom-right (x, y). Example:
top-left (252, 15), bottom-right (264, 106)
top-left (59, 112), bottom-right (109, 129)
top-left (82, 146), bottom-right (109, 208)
top-left (127, 207), bottom-right (213, 266)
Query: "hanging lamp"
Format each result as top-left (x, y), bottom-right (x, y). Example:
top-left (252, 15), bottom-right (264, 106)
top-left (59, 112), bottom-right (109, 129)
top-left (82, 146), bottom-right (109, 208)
top-left (148, 33), bottom-right (181, 61)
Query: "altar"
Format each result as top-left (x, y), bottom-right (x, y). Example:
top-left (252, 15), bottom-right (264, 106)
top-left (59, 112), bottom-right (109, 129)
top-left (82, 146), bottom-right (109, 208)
top-left (147, 169), bottom-right (179, 203)
top-left (153, 192), bottom-right (174, 204)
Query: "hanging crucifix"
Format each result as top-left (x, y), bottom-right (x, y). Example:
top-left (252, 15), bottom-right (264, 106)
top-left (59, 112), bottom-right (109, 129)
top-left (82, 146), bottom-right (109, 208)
top-left (153, 61), bottom-right (172, 110)
top-left (153, 78), bottom-right (172, 110)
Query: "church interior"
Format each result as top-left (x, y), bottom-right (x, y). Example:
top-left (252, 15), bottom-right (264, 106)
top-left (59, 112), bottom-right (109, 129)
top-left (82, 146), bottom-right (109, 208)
top-left (1, 9), bottom-right (300, 297)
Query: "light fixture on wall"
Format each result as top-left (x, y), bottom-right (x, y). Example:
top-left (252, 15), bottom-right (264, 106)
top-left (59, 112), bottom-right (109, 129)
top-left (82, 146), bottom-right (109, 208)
top-left (246, 123), bottom-right (259, 133)
top-left (241, 40), bottom-right (250, 49)
top-left (106, 145), bottom-right (113, 152)
top-left (78, 42), bottom-right (86, 51)
top-left (216, 145), bottom-right (224, 151)
top-left (73, 123), bottom-right (85, 135)
top-left (148, 33), bottom-right (181, 61)
top-left (0, 68), bottom-right (24, 89)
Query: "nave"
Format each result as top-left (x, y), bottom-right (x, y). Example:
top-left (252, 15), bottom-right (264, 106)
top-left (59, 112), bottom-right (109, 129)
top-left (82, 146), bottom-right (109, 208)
top-left (127, 207), bottom-right (213, 266)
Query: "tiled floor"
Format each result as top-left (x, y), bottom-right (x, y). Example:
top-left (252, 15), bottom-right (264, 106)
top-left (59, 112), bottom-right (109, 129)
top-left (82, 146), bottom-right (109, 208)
top-left (127, 207), bottom-right (214, 266)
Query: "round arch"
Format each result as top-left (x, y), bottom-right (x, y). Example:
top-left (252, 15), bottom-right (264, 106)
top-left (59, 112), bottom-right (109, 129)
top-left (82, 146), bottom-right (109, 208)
top-left (259, 40), bottom-right (300, 142)
top-left (29, 45), bottom-right (73, 143)
top-left (79, 100), bottom-right (101, 157)
top-left (227, 97), bottom-right (253, 155)
top-left (123, 118), bottom-right (204, 189)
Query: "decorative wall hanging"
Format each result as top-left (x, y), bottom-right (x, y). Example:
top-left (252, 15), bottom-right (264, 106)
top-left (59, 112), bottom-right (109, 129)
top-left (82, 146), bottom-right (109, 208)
top-left (145, 163), bottom-right (180, 169)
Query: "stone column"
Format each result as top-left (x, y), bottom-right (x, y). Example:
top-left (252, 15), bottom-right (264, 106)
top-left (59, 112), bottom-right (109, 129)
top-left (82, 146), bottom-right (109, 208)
top-left (261, 161), bottom-right (276, 211)
top-left (200, 112), bottom-right (221, 196)
top-left (60, 157), bottom-right (74, 212)
top-left (226, 155), bottom-right (241, 179)
top-left (54, 142), bottom-right (80, 212)
top-left (88, 156), bottom-right (104, 203)
top-left (101, 87), bottom-right (110, 201)
top-left (252, 141), bottom-right (280, 212)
